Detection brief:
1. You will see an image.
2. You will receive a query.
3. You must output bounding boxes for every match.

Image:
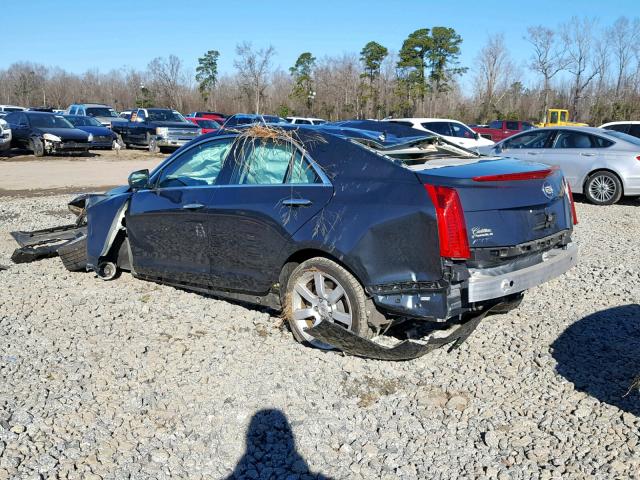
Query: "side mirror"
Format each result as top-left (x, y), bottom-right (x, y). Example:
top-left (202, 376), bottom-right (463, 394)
top-left (474, 132), bottom-right (480, 140)
top-left (128, 169), bottom-right (150, 190)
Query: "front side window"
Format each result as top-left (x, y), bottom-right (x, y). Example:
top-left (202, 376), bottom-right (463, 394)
top-left (231, 139), bottom-right (320, 185)
top-left (29, 114), bottom-right (73, 129)
top-left (503, 130), bottom-right (553, 149)
top-left (449, 122), bottom-right (475, 138)
top-left (506, 121), bottom-right (519, 130)
top-left (156, 138), bottom-right (233, 188)
top-left (550, 111), bottom-right (559, 124)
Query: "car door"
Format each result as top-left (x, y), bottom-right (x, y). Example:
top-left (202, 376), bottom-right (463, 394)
top-left (126, 137), bottom-right (235, 286)
top-left (206, 137), bottom-right (334, 294)
top-left (546, 130), bottom-right (611, 190)
top-left (129, 109), bottom-right (147, 144)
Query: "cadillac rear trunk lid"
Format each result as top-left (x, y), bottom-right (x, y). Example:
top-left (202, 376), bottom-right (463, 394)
top-left (413, 158), bottom-right (573, 248)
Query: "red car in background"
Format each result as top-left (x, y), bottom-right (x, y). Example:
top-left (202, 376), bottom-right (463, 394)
top-left (186, 111), bottom-right (226, 124)
top-left (186, 117), bottom-right (221, 134)
top-left (472, 120), bottom-right (535, 142)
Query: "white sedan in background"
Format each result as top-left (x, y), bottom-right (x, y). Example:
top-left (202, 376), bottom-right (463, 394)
top-left (383, 117), bottom-right (494, 150)
top-left (478, 126), bottom-right (640, 205)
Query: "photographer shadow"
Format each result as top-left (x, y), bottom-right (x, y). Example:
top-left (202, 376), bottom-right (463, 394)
top-left (551, 304), bottom-right (640, 416)
top-left (225, 409), bottom-right (331, 480)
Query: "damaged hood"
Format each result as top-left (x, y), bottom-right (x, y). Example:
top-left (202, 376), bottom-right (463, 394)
top-left (37, 127), bottom-right (90, 142)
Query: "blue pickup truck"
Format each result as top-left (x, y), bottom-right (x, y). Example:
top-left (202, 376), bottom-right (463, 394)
top-left (111, 108), bottom-right (201, 153)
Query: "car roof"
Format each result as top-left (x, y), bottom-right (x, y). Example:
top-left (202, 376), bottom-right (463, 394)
top-left (599, 121), bottom-right (640, 127)
top-left (387, 117), bottom-right (463, 123)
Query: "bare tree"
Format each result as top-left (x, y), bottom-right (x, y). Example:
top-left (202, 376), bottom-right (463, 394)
top-left (607, 17), bottom-right (640, 97)
top-left (474, 33), bottom-right (516, 121)
top-left (525, 26), bottom-right (568, 121)
top-left (147, 55), bottom-right (186, 110)
top-left (234, 42), bottom-right (275, 113)
top-left (561, 17), bottom-right (601, 120)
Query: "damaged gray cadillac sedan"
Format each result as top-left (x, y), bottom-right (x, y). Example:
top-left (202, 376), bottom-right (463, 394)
top-left (12, 122), bottom-right (578, 359)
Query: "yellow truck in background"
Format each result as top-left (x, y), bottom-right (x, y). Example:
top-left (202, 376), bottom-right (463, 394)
top-left (535, 109), bottom-right (589, 127)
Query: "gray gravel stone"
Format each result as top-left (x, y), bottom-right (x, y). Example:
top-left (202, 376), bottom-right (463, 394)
top-left (0, 194), bottom-right (638, 479)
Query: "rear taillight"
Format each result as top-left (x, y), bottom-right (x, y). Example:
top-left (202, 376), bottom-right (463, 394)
top-left (636, 155), bottom-right (640, 161)
top-left (565, 180), bottom-right (578, 225)
top-left (472, 167), bottom-right (556, 182)
top-left (424, 184), bottom-right (470, 259)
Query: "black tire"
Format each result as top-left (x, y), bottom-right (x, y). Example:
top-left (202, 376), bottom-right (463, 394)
top-left (31, 137), bottom-right (44, 157)
top-left (283, 257), bottom-right (372, 349)
top-left (584, 171), bottom-right (623, 205)
top-left (148, 135), bottom-right (159, 153)
top-left (58, 236), bottom-right (88, 272)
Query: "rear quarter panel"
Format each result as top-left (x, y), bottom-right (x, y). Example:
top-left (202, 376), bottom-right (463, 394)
top-left (296, 138), bottom-right (441, 287)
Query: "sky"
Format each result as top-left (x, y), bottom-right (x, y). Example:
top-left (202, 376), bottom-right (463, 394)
top-left (2, 0), bottom-right (638, 89)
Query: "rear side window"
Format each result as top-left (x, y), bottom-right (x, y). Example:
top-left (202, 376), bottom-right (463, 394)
top-left (553, 131), bottom-right (611, 149)
top-left (69, 106), bottom-right (77, 115)
top-left (232, 140), bottom-right (294, 185)
top-left (156, 138), bottom-right (233, 188)
top-left (489, 120), bottom-right (502, 129)
top-left (295, 119), bottom-right (312, 125)
top-left (506, 121), bottom-right (519, 130)
top-left (231, 139), bottom-right (320, 185)
top-left (628, 124), bottom-right (640, 138)
top-left (287, 150), bottom-right (320, 184)
top-left (603, 124), bottom-right (630, 134)
top-left (422, 121), bottom-right (451, 136)
top-left (504, 130), bottom-right (553, 149)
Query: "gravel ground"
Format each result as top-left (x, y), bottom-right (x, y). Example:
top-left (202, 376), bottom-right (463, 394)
top-left (0, 195), bottom-right (638, 480)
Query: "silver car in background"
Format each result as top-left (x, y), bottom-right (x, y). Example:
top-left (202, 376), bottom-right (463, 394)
top-left (478, 126), bottom-right (640, 205)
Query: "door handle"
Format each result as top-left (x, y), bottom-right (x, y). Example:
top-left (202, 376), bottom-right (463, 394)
top-left (580, 152), bottom-right (595, 156)
top-left (182, 203), bottom-right (205, 210)
top-left (282, 198), bottom-right (312, 207)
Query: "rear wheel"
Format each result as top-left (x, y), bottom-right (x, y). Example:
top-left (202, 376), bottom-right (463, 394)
top-left (30, 137), bottom-right (44, 157)
top-left (284, 257), bottom-right (371, 349)
top-left (585, 171), bottom-right (622, 205)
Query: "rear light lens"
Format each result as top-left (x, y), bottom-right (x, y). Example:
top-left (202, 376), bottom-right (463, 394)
top-left (636, 155), bottom-right (640, 161)
top-left (565, 179), bottom-right (578, 225)
top-left (424, 185), bottom-right (470, 259)
top-left (472, 168), bottom-right (556, 182)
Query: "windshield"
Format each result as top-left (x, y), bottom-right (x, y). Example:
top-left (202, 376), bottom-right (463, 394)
top-left (602, 129), bottom-right (640, 146)
top-left (86, 107), bottom-right (118, 118)
top-left (195, 119), bottom-right (220, 129)
top-left (67, 116), bottom-right (102, 127)
top-left (29, 115), bottom-right (74, 129)
top-left (147, 110), bottom-right (187, 122)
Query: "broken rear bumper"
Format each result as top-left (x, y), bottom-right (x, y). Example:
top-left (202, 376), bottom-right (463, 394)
top-left (467, 243), bottom-right (577, 302)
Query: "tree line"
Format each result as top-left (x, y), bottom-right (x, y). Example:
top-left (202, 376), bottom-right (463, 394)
top-left (1, 16), bottom-right (639, 125)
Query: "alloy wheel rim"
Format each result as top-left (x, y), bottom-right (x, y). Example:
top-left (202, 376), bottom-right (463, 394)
top-left (291, 271), bottom-right (352, 349)
top-left (589, 175), bottom-right (616, 202)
